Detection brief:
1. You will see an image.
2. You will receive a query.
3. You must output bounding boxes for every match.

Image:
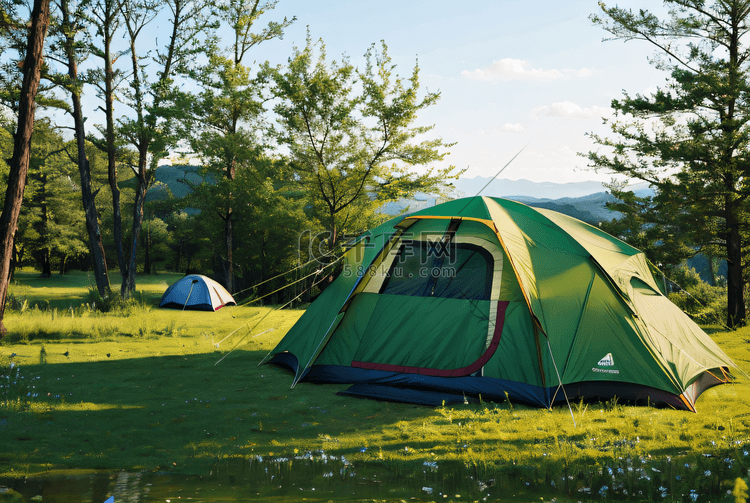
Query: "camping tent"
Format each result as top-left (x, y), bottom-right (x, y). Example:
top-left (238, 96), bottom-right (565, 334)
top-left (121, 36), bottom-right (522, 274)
top-left (263, 197), bottom-right (740, 411)
top-left (159, 274), bottom-right (236, 311)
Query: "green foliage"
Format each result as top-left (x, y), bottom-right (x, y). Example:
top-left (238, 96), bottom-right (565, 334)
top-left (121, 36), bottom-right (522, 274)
top-left (587, 1), bottom-right (750, 326)
top-left (182, 0), bottom-right (294, 292)
top-left (735, 477), bottom-right (749, 503)
top-left (84, 287), bottom-right (131, 313)
top-left (600, 181), bottom-right (696, 268)
top-left (0, 124), bottom-right (11, 207)
top-left (13, 120), bottom-right (88, 275)
top-left (266, 35), bottom-right (460, 250)
top-left (668, 265), bottom-right (728, 326)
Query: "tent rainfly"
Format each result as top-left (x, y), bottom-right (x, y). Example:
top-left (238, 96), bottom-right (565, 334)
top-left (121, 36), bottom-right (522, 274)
top-left (159, 274), bottom-right (235, 311)
top-left (262, 197), bottom-right (741, 411)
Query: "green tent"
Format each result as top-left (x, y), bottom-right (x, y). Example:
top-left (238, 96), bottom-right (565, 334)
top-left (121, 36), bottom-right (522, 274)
top-left (263, 197), bottom-right (739, 411)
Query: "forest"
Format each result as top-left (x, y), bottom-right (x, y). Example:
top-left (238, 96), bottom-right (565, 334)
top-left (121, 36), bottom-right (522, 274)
top-left (2, 0), bottom-right (750, 332)
top-left (0, 0), bottom-right (460, 319)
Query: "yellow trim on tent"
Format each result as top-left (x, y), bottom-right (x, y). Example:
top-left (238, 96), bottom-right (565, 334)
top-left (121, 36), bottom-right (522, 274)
top-left (400, 213), bottom-right (544, 337)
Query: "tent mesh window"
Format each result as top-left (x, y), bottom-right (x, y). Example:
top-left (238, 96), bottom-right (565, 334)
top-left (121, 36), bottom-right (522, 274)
top-left (379, 241), bottom-right (493, 300)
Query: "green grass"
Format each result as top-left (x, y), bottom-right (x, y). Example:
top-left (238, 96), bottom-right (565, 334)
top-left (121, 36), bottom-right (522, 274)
top-left (1, 270), bottom-right (750, 501)
top-left (5, 269), bottom-right (176, 311)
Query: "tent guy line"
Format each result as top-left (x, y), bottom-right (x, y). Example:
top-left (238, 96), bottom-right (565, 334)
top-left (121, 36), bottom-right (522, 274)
top-left (229, 248), bottom-right (346, 301)
top-left (214, 268), bottom-right (329, 366)
top-left (470, 145), bottom-right (527, 199)
top-left (234, 256), bottom-right (341, 309)
top-left (547, 340), bottom-right (576, 427)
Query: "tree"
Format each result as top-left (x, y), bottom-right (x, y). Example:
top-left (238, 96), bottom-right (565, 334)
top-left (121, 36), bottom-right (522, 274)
top-left (268, 36), bottom-right (459, 254)
top-left (18, 120), bottom-right (87, 277)
top-left (88, 0), bottom-right (128, 283)
top-left (0, 0), bottom-right (51, 337)
top-left (118, 0), bottom-right (216, 298)
top-left (45, 0), bottom-right (111, 297)
top-left (587, 0), bottom-right (750, 327)
top-left (189, 0), bottom-right (293, 292)
top-left (599, 181), bottom-right (695, 270)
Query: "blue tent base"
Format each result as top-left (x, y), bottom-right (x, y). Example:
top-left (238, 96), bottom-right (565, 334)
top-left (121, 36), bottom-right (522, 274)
top-left (337, 384), bottom-right (478, 406)
top-left (270, 353), bottom-right (549, 407)
top-left (159, 301), bottom-right (215, 312)
top-left (268, 353), bottom-right (699, 411)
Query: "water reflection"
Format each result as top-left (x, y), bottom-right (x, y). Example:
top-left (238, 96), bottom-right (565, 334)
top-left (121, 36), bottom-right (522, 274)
top-left (1, 455), bottom-right (511, 502)
top-left (3, 444), bottom-right (749, 502)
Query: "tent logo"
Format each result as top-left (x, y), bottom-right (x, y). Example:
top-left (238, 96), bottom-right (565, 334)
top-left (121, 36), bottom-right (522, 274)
top-left (592, 353), bottom-right (620, 374)
top-left (598, 353), bottom-right (614, 366)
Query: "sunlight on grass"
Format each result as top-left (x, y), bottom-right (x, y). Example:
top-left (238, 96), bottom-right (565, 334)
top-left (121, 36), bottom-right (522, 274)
top-left (54, 402), bottom-right (144, 411)
top-left (1, 272), bottom-right (749, 501)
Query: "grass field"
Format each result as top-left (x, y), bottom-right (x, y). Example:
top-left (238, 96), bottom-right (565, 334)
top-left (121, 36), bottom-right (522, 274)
top-left (1, 270), bottom-right (750, 502)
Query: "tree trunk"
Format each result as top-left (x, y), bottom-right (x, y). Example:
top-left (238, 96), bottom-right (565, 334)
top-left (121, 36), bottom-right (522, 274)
top-left (78, 156), bottom-right (110, 296)
top-left (60, 0), bottom-right (110, 297)
top-left (107, 109), bottom-right (125, 279)
top-left (39, 184), bottom-right (51, 278)
top-left (224, 209), bottom-right (233, 292)
top-left (706, 254), bottom-right (716, 286)
top-left (40, 251), bottom-right (51, 278)
top-left (143, 219), bottom-right (151, 275)
top-left (10, 242), bottom-right (21, 282)
top-left (0, 0), bottom-right (51, 337)
top-left (104, 16), bottom-right (126, 284)
top-left (122, 162), bottom-right (149, 298)
top-left (726, 206), bottom-right (745, 327)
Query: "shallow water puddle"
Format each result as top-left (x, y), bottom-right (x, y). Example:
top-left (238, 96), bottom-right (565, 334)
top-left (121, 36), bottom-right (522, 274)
top-left (0, 455), bottom-right (526, 502)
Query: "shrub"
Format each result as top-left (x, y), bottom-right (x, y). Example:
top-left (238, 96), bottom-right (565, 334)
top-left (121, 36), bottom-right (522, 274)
top-left (85, 287), bottom-right (149, 314)
top-left (667, 266), bottom-right (727, 325)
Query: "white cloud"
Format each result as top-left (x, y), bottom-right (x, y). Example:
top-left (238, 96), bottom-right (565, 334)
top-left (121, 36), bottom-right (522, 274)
top-left (532, 101), bottom-right (611, 119)
top-left (501, 123), bottom-right (525, 132)
top-left (461, 58), bottom-right (596, 82)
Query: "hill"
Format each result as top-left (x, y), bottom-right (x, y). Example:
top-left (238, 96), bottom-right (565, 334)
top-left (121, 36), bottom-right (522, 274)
top-left (141, 167), bottom-right (655, 226)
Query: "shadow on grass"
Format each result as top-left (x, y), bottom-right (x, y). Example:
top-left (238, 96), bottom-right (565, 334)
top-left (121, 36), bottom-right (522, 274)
top-left (0, 349), bottom-right (434, 476)
top-left (2, 347), bottom-right (750, 502)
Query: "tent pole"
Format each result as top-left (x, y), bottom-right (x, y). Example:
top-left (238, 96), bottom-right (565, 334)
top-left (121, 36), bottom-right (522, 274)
top-left (182, 279), bottom-right (199, 311)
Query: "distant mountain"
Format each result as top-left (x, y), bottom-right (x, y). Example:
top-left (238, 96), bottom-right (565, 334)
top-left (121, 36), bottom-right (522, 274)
top-left (377, 178), bottom-right (655, 224)
top-left (510, 192), bottom-right (621, 224)
top-left (149, 165), bottom-right (206, 200)
top-left (452, 176), bottom-right (652, 200)
top-left (143, 168), bottom-right (656, 226)
top-left (444, 177), bottom-right (654, 224)
top-left (452, 177), bottom-right (610, 200)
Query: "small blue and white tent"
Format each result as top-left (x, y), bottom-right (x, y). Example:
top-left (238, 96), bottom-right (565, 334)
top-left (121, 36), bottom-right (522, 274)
top-left (159, 274), bottom-right (236, 311)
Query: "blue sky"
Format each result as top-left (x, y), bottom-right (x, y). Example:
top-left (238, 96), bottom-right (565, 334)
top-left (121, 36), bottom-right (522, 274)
top-left (249, 0), bottom-right (666, 184)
